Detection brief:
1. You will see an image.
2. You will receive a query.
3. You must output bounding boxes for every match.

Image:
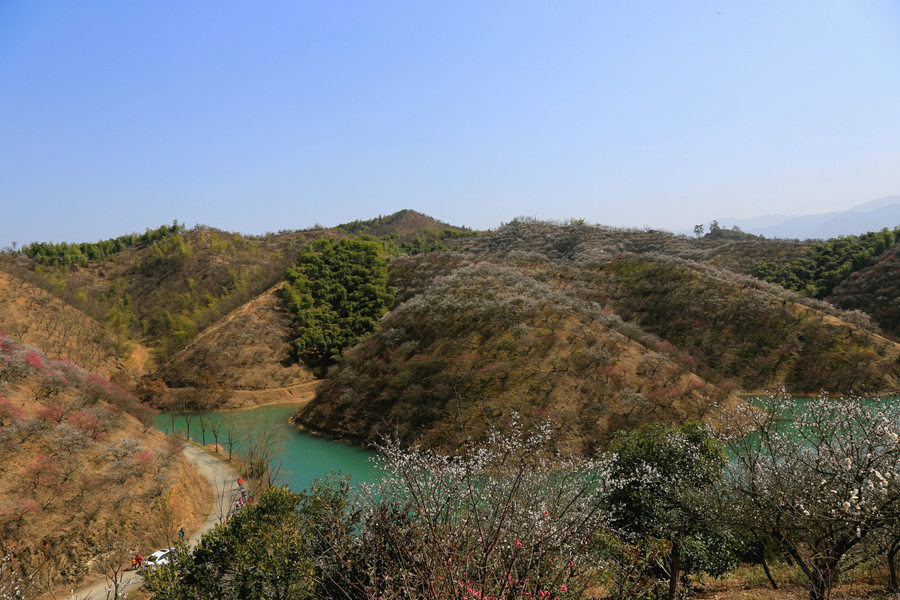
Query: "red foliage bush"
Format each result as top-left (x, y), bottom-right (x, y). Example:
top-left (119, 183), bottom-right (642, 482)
top-left (67, 411), bottom-right (105, 439)
top-left (36, 405), bottom-right (64, 424)
top-left (0, 396), bottom-right (23, 425)
top-left (23, 350), bottom-right (44, 372)
top-left (0, 497), bottom-right (39, 523)
top-left (24, 453), bottom-right (56, 487)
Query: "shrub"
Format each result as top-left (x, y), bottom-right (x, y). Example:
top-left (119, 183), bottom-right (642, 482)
top-left (604, 422), bottom-right (736, 600)
top-left (339, 415), bottom-right (613, 599)
top-left (0, 397), bottom-right (22, 426)
top-left (152, 416), bottom-right (613, 599)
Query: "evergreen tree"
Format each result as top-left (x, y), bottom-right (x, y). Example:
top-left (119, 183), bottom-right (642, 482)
top-left (283, 237), bottom-right (394, 370)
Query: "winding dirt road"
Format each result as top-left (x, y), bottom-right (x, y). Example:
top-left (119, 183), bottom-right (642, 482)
top-left (69, 444), bottom-right (241, 600)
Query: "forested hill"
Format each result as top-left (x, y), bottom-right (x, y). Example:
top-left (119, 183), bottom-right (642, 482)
top-left (3, 212), bottom-right (900, 451)
top-left (293, 220), bottom-right (900, 451)
top-left (0, 212), bottom-right (472, 392)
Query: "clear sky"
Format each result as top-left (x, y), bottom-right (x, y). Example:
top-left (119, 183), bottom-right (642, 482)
top-left (1, 1), bottom-right (898, 247)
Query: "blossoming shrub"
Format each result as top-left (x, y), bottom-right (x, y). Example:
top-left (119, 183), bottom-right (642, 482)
top-left (333, 416), bottom-right (614, 599)
top-left (0, 347), bottom-right (44, 386)
top-left (722, 391), bottom-right (900, 600)
top-left (148, 417), bottom-right (614, 599)
top-left (0, 397), bottom-right (22, 426)
top-left (0, 550), bottom-right (34, 600)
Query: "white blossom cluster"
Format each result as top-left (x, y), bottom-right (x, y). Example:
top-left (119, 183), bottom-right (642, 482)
top-left (391, 257), bottom-right (660, 352)
top-left (359, 413), bottom-right (616, 597)
top-left (0, 551), bottom-right (32, 600)
top-left (721, 390), bottom-right (900, 599)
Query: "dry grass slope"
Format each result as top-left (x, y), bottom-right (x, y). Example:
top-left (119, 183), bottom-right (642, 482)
top-left (154, 283), bottom-right (314, 390)
top-left (0, 271), bottom-right (121, 377)
top-left (0, 336), bottom-right (208, 599)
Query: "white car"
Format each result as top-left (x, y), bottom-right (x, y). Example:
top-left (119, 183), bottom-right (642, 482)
top-left (141, 548), bottom-right (175, 571)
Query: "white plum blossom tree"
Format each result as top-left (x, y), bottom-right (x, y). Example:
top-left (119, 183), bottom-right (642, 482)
top-left (351, 414), bottom-right (615, 599)
top-left (722, 391), bottom-right (900, 600)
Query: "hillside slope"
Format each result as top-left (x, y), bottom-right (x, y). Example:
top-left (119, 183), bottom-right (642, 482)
top-left (573, 254), bottom-right (899, 394)
top-left (294, 255), bottom-right (741, 453)
top-left (0, 270), bottom-right (122, 377)
top-left (0, 213), bottom-right (477, 384)
top-left (0, 334), bottom-right (208, 598)
top-left (294, 222), bottom-right (900, 451)
top-left (4, 214), bottom-right (900, 455)
top-left (154, 283), bottom-right (313, 390)
top-left (829, 244), bottom-right (900, 337)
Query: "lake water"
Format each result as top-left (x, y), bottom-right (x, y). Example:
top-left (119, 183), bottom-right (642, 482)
top-left (154, 403), bottom-right (378, 492)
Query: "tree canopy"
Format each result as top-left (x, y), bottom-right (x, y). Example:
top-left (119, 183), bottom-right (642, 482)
top-left (752, 228), bottom-right (898, 299)
top-left (20, 221), bottom-right (185, 266)
top-left (605, 422), bottom-right (735, 600)
top-left (283, 237), bottom-right (394, 370)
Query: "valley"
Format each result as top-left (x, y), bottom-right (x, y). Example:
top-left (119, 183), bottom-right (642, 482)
top-left (3, 211), bottom-right (900, 598)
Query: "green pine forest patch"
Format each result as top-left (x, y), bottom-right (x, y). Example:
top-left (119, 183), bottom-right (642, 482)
top-left (283, 237), bottom-right (394, 373)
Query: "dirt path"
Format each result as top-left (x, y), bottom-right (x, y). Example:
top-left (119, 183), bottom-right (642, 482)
top-left (166, 379), bottom-right (320, 410)
top-left (69, 444), bottom-right (241, 600)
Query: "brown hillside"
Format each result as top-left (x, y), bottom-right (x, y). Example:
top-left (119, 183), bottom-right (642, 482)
top-left (154, 283), bottom-right (315, 390)
top-left (572, 254), bottom-right (900, 395)
top-left (464, 218), bottom-right (810, 269)
top-left (295, 221), bottom-right (900, 451)
top-left (337, 209), bottom-right (470, 241)
top-left (295, 258), bottom-right (741, 454)
top-left (0, 336), bottom-right (208, 599)
top-left (829, 244), bottom-right (900, 337)
top-left (0, 227), bottom-right (340, 368)
top-left (5, 215), bottom-right (897, 431)
top-left (459, 222), bottom-right (897, 394)
top-left (0, 270), bottom-right (121, 377)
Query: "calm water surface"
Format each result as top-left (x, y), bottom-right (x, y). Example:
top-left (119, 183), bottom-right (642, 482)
top-left (155, 403), bottom-right (378, 492)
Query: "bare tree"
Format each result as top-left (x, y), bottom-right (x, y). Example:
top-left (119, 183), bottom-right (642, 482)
top-left (152, 495), bottom-right (177, 550)
top-left (195, 371), bottom-right (227, 447)
top-left (221, 415), bottom-right (238, 461)
top-left (0, 546), bottom-right (36, 600)
top-left (94, 518), bottom-right (138, 600)
top-left (208, 414), bottom-right (226, 454)
top-left (177, 394), bottom-right (195, 442)
top-left (237, 413), bottom-right (286, 491)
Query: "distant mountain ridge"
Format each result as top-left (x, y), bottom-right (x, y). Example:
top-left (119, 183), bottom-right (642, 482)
top-left (718, 195), bottom-right (900, 240)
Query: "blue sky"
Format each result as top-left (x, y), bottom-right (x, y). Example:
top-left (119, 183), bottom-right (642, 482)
top-left (1, 1), bottom-right (898, 247)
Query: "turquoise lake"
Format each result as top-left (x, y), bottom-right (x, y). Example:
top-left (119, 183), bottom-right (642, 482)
top-left (154, 403), bottom-right (378, 492)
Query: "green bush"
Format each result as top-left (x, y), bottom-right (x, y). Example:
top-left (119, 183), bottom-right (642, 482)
top-left (604, 422), bottom-right (737, 599)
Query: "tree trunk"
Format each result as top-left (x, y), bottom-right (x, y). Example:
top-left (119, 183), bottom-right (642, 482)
top-left (668, 531), bottom-right (682, 600)
top-left (753, 532), bottom-right (778, 590)
top-left (760, 547), bottom-right (778, 590)
top-left (809, 557), bottom-right (836, 600)
top-left (888, 542), bottom-right (899, 591)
